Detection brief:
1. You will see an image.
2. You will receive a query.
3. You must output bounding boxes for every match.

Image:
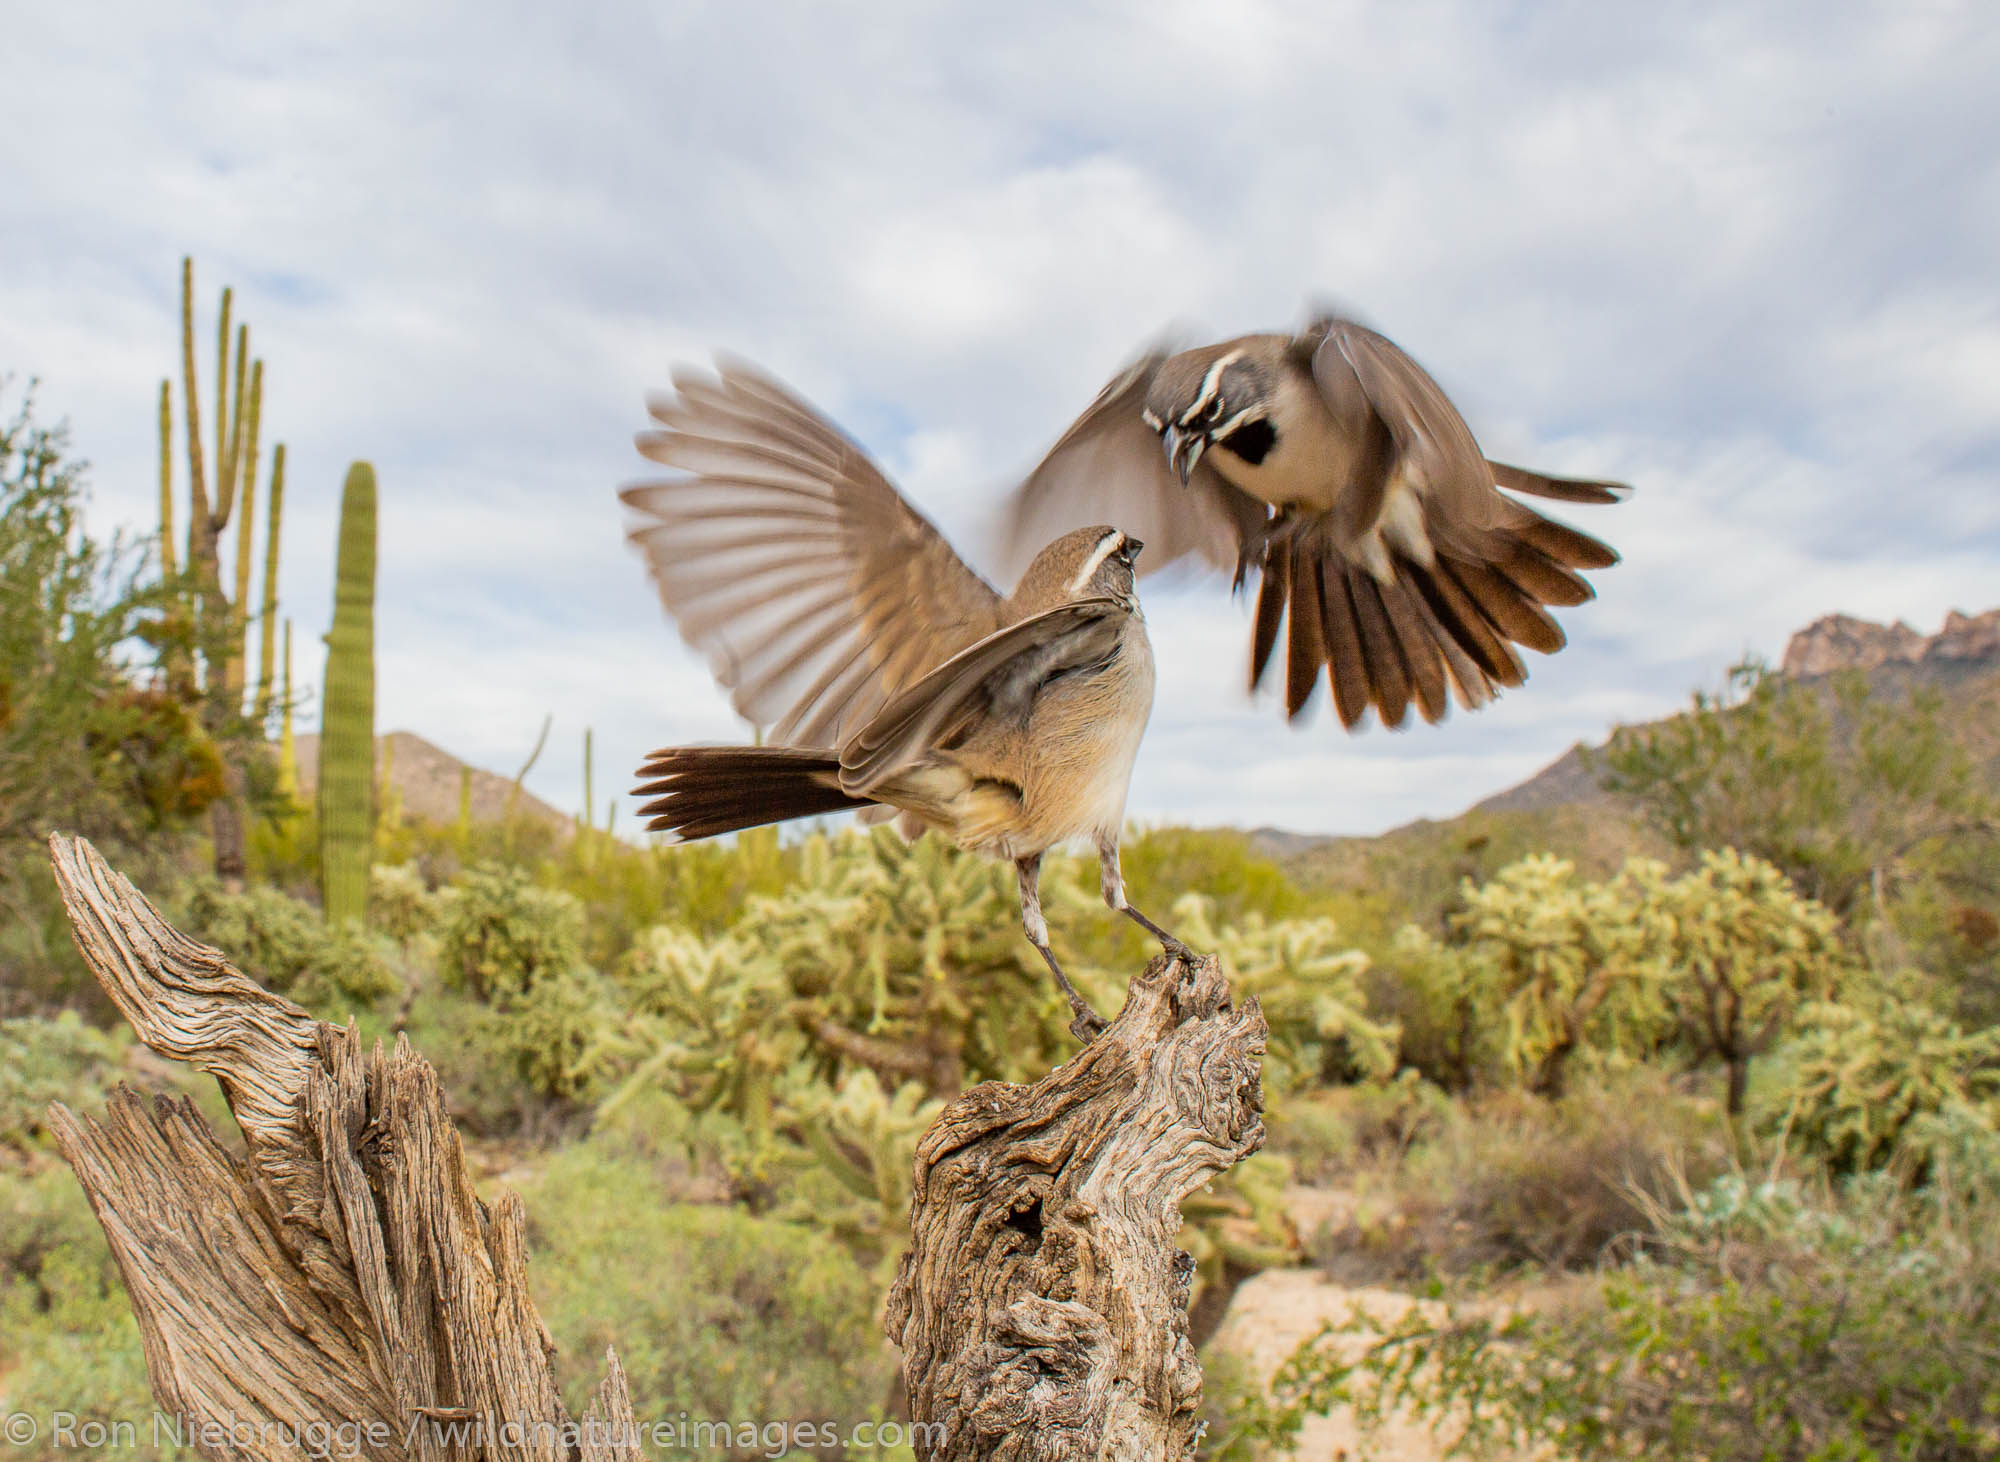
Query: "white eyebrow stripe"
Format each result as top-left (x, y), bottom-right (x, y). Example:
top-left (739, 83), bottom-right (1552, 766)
top-left (1211, 406), bottom-right (1265, 439)
top-left (1180, 349), bottom-right (1245, 424)
top-left (1068, 530), bottom-right (1124, 594)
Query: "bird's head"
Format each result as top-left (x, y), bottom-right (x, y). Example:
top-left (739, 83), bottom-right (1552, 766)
top-left (1142, 347), bottom-right (1278, 485)
top-left (1016, 525), bottom-right (1144, 610)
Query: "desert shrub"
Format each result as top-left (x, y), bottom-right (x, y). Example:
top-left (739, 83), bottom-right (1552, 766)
top-left (1596, 659), bottom-right (1997, 927)
top-left (0, 1166), bottom-right (175, 1459)
top-left (0, 1013), bottom-right (125, 1150)
top-left (179, 878), bottom-right (398, 1014)
top-left (1321, 1070), bottom-right (1725, 1281)
top-left (434, 862), bottom-right (585, 1001)
top-left (1266, 1072), bottom-right (1456, 1185)
top-left (1771, 995), bottom-right (2000, 1178)
top-left (1221, 1163), bottom-right (2000, 1461)
top-left (368, 860), bottom-right (439, 944)
top-left (521, 1141), bottom-right (896, 1459)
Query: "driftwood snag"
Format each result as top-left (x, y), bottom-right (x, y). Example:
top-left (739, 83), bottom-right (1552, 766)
top-left (43, 833), bottom-right (643, 1462)
top-left (43, 834), bottom-right (1265, 1462)
top-left (885, 952), bottom-right (1269, 1460)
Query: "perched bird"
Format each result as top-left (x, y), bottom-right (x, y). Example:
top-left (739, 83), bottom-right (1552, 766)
top-left (1001, 314), bottom-right (1630, 731)
top-left (621, 360), bottom-right (1184, 1039)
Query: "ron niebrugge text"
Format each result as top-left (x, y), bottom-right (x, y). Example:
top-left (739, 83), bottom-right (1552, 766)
top-left (3, 1410), bottom-right (944, 1456)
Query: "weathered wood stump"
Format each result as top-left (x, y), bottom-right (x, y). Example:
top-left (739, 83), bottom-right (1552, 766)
top-left (42, 833), bottom-right (643, 1462)
top-left (41, 833), bottom-right (1266, 1462)
top-left (885, 953), bottom-right (1269, 1460)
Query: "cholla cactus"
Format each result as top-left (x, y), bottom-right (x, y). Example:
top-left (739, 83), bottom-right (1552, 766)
top-left (1779, 997), bottom-right (2000, 1178)
top-left (737, 829), bottom-right (1100, 1093)
top-left (782, 1071), bottom-right (946, 1265)
top-left (1443, 854), bottom-right (1671, 1097)
top-left (1172, 892), bottom-right (1395, 1089)
top-left (1655, 849), bottom-right (1844, 1117)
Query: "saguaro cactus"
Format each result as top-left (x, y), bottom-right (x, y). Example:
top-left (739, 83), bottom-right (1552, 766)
top-left (319, 463), bottom-right (378, 927)
top-left (276, 619), bottom-right (299, 803)
top-left (156, 256), bottom-right (288, 878)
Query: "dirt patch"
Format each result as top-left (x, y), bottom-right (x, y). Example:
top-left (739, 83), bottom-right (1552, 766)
top-left (1207, 1265), bottom-right (1575, 1461)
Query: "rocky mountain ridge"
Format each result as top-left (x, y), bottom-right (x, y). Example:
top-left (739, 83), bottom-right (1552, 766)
top-left (1781, 608), bottom-right (2000, 677)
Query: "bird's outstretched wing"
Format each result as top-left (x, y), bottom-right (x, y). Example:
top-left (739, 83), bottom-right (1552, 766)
top-left (623, 360), bottom-right (1006, 748)
top-left (1261, 317), bottom-right (1629, 730)
top-left (999, 350), bottom-right (1268, 582)
top-left (838, 599), bottom-right (1128, 791)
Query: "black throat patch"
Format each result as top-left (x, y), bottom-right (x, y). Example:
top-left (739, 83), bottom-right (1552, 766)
top-left (1218, 417), bottom-right (1276, 467)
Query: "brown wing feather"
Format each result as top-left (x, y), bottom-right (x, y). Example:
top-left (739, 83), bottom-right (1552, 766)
top-left (1511, 511), bottom-right (1620, 572)
top-left (1000, 350), bottom-right (1270, 582)
top-left (838, 600), bottom-right (1126, 791)
top-left (1343, 571), bottom-right (1414, 729)
top-left (1490, 462), bottom-right (1632, 506)
top-left (1249, 539), bottom-right (1290, 693)
top-left (1284, 540), bottom-right (1326, 719)
top-left (1318, 560), bottom-right (1372, 730)
top-left (623, 360), bottom-right (1005, 748)
top-left (1442, 556), bottom-right (1567, 656)
top-left (1407, 560), bottom-right (1526, 690)
top-left (1378, 573), bottom-right (1450, 724)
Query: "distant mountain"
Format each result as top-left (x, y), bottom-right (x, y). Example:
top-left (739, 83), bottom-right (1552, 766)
top-left (290, 731), bottom-right (571, 832)
top-left (1473, 606), bottom-right (2000, 820)
top-left (1268, 607), bottom-right (2000, 899)
top-left (1781, 608), bottom-right (2000, 677)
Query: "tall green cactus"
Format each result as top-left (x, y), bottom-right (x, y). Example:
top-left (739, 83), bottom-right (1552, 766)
top-left (156, 256), bottom-right (289, 877)
top-left (157, 381), bottom-right (175, 578)
top-left (277, 618), bottom-right (299, 802)
top-left (254, 444), bottom-right (286, 722)
top-left (319, 462), bottom-right (378, 926)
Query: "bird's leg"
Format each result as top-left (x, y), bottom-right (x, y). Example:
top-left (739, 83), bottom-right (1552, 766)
top-left (1097, 837), bottom-right (1197, 964)
top-left (1016, 854), bottom-right (1106, 1043)
top-left (1234, 506), bottom-right (1296, 592)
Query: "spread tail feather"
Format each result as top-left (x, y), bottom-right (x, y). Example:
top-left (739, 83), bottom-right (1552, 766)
top-left (1258, 493), bottom-right (1618, 730)
top-left (633, 745), bottom-right (873, 841)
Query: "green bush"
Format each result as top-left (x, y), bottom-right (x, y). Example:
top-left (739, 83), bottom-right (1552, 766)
top-left (1318, 1070), bottom-right (1726, 1281)
top-left (0, 1013), bottom-right (126, 1150)
top-left (179, 878), bottom-right (398, 1015)
top-left (435, 862), bottom-right (585, 1001)
top-left (520, 1141), bottom-right (897, 1459)
top-left (1772, 995), bottom-right (2000, 1178)
top-left (368, 860), bottom-right (439, 944)
top-left (1265, 1072), bottom-right (1456, 1185)
top-left (0, 1167), bottom-right (177, 1460)
top-left (1219, 1162), bottom-right (2000, 1461)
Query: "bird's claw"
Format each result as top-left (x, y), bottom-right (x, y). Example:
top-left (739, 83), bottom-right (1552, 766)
top-left (1068, 1000), bottom-right (1108, 1044)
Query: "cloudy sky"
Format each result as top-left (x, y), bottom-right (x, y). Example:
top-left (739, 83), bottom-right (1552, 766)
top-left (4, 1), bottom-right (1995, 837)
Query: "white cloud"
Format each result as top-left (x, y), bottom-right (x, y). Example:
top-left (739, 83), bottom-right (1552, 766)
top-left (3, 0), bottom-right (1995, 838)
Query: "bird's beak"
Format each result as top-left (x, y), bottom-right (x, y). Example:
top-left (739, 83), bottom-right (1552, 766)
top-left (1162, 426), bottom-right (1208, 486)
top-left (1126, 537), bottom-right (1144, 559)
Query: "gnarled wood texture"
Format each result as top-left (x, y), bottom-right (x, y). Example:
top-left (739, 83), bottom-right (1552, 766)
top-left (44, 833), bottom-right (642, 1462)
top-left (885, 952), bottom-right (1269, 1460)
top-left (43, 833), bottom-right (1264, 1462)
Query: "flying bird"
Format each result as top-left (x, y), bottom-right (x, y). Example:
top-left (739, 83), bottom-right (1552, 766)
top-left (621, 360), bottom-right (1182, 1040)
top-left (1001, 314), bottom-right (1630, 731)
